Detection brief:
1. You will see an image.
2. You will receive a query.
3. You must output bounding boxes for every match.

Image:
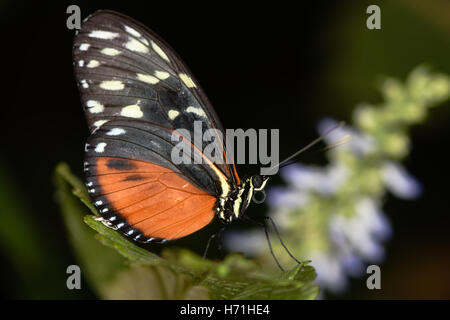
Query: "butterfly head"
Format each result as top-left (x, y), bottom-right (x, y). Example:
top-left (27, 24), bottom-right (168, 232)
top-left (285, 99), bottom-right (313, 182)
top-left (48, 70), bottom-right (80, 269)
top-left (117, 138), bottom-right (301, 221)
top-left (250, 174), bottom-right (269, 191)
top-left (248, 174), bottom-right (269, 206)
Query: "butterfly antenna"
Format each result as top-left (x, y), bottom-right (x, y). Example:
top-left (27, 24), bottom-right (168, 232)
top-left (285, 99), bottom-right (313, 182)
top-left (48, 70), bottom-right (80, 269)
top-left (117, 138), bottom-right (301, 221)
top-left (267, 121), bottom-right (345, 173)
top-left (319, 135), bottom-right (351, 152)
top-left (279, 134), bottom-right (351, 169)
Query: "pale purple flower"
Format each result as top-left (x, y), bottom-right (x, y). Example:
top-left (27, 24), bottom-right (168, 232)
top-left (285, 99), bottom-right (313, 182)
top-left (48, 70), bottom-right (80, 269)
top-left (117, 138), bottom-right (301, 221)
top-left (281, 164), bottom-right (331, 194)
top-left (266, 186), bottom-right (310, 208)
top-left (329, 198), bottom-right (391, 263)
top-left (223, 229), bottom-right (266, 257)
top-left (275, 162), bottom-right (348, 197)
top-left (382, 161), bottom-right (422, 199)
top-left (355, 198), bottom-right (392, 241)
top-left (309, 251), bottom-right (348, 294)
top-left (318, 118), bottom-right (377, 155)
top-left (339, 252), bottom-right (365, 277)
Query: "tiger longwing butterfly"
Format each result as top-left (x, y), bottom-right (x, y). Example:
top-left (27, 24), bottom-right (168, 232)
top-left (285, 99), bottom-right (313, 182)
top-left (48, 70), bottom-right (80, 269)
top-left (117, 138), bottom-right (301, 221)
top-left (73, 10), bottom-right (270, 244)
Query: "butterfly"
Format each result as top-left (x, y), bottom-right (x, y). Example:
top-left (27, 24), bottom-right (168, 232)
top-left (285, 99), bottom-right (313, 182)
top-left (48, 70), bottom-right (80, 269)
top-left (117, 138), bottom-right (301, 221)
top-left (73, 10), bottom-right (271, 244)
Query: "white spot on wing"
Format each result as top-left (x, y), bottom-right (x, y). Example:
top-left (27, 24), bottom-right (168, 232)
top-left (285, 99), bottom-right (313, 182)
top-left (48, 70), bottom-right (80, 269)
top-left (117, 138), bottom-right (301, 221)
top-left (151, 41), bottom-right (170, 62)
top-left (154, 70), bottom-right (170, 80)
top-left (106, 128), bottom-right (126, 136)
top-left (86, 100), bottom-right (104, 113)
top-left (125, 37), bottom-right (149, 53)
top-left (101, 48), bottom-right (121, 56)
top-left (179, 73), bottom-right (196, 88)
top-left (121, 105), bottom-right (143, 118)
top-left (79, 43), bottom-right (90, 51)
top-left (168, 110), bottom-right (179, 120)
top-left (88, 30), bottom-right (119, 40)
top-left (80, 79), bottom-right (89, 89)
top-left (78, 60), bottom-right (84, 67)
top-left (100, 80), bottom-right (124, 91)
top-left (124, 25), bottom-right (141, 38)
top-left (124, 25), bottom-right (149, 45)
top-left (86, 60), bottom-right (100, 68)
top-left (93, 120), bottom-right (108, 128)
top-left (137, 73), bottom-right (159, 84)
top-left (186, 106), bottom-right (206, 117)
top-left (95, 142), bottom-right (107, 153)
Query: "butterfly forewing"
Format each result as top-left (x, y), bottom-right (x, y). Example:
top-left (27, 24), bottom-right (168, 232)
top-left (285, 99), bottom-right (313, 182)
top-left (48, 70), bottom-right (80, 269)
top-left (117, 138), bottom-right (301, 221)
top-left (73, 10), bottom-right (233, 179)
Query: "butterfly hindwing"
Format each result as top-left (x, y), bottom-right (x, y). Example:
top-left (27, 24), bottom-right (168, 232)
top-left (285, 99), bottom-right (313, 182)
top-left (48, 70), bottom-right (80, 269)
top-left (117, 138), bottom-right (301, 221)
top-left (84, 154), bottom-right (216, 242)
top-left (83, 118), bottom-right (228, 242)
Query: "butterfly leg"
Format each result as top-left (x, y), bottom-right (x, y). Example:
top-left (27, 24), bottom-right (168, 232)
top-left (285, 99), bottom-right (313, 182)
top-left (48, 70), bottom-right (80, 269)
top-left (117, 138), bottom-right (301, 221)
top-left (261, 216), bottom-right (304, 267)
top-left (202, 226), bottom-right (226, 260)
top-left (239, 215), bottom-right (285, 271)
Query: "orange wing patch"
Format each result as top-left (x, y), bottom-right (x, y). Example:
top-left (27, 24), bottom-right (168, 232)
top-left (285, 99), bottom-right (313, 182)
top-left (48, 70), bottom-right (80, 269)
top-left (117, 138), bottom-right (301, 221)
top-left (93, 157), bottom-right (216, 240)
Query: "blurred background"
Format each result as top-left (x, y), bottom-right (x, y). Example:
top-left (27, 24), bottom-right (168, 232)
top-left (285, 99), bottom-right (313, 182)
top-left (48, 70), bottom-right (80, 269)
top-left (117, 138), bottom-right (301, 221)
top-left (0, 0), bottom-right (449, 299)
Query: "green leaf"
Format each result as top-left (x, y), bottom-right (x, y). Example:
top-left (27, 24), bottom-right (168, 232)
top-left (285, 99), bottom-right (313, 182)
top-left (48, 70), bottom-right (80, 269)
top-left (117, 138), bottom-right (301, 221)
top-left (0, 163), bottom-right (55, 298)
top-left (54, 163), bottom-right (125, 297)
top-left (54, 163), bottom-right (319, 300)
top-left (84, 215), bottom-right (161, 265)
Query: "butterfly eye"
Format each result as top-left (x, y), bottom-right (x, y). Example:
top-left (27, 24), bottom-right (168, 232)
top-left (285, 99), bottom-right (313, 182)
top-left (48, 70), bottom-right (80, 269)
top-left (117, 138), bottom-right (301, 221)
top-left (251, 175), bottom-right (264, 189)
top-left (252, 189), bottom-right (266, 204)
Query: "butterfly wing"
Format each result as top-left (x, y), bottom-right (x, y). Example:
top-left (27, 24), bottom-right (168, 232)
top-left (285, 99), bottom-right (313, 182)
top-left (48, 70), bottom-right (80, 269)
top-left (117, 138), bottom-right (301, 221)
top-left (74, 10), bottom-right (237, 242)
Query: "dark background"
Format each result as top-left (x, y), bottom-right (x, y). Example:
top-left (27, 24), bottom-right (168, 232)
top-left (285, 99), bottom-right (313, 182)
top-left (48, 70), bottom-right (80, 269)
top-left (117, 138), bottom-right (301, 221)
top-left (0, 0), bottom-right (449, 299)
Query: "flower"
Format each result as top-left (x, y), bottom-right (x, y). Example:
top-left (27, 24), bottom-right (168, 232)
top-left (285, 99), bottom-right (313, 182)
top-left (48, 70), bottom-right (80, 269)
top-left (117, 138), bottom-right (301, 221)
top-left (224, 68), bottom-right (448, 296)
top-left (277, 162), bottom-right (349, 196)
top-left (317, 118), bottom-right (377, 156)
top-left (222, 229), bottom-right (267, 257)
top-left (381, 161), bottom-right (422, 199)
top-left (309, 251), bottom-right (348, 293)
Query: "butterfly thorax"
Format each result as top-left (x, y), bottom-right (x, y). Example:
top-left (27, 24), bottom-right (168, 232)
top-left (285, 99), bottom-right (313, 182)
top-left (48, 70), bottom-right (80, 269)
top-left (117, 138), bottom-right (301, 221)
top-left (217, 175), bottom-right (269, 223)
